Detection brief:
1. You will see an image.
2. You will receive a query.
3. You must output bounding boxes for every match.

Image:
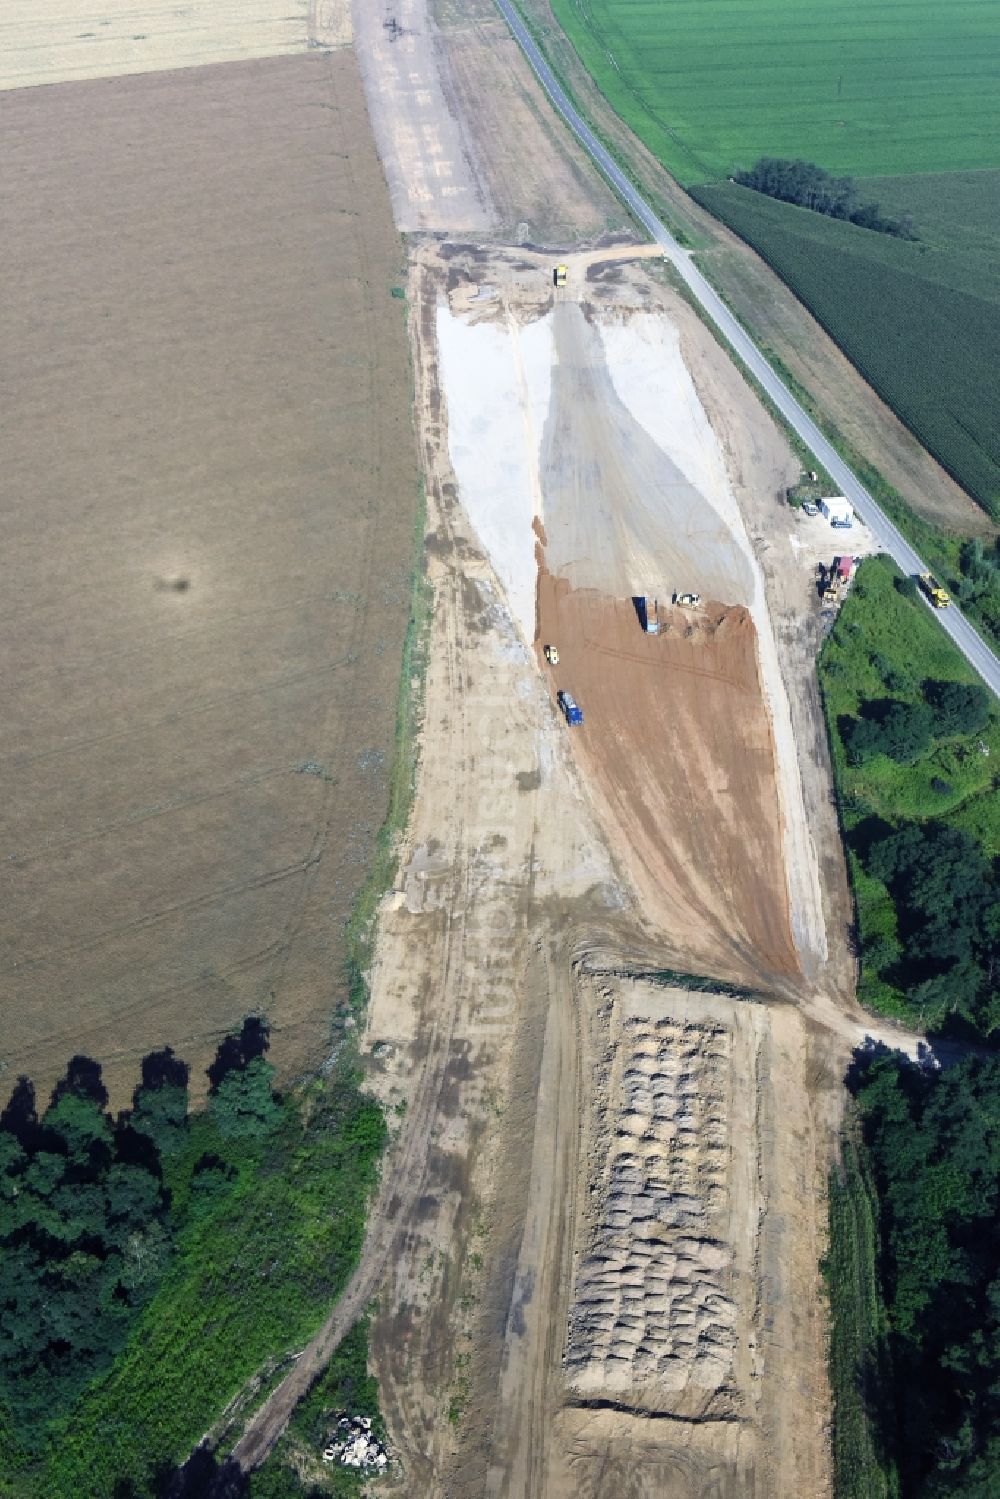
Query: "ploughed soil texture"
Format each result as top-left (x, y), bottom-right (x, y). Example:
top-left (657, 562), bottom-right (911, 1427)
top-left (0, 52), bottom-right (417, 1103)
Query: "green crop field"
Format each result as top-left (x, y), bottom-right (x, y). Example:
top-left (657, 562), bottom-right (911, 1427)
top-left (549, 1), bottom-right (1000, 514)
top-left (550, 0), bottom-right (1000, 184)
top-left (691, 175), bottom-right (1000, 516)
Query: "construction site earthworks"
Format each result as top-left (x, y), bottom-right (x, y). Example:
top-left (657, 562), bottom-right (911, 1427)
top-left (3, 1), bottom-right (939, 1494)
top-left (349, 237), bottom-right (864, 1499)
top-left (222, 5), bottom-right (935, 1493)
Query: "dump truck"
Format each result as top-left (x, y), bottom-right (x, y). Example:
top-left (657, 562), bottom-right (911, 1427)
top-left (675, 591), bottom-right (701, 607)
top-left (544, 644), bottom-right (559, 665)
top-left (557, 690), bottom-right (583, 725)
top-left (638, 596), bottom-right (659, 634)
top-left (919, 572), bottom-right (951, 608)
top-left (553, 264), bottom-right (568, 287)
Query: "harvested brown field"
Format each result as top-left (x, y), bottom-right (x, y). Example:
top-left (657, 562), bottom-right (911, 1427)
top-left (536, 578), bottom-right (798, 983)
top-left (0, 52), bottom-right (417, 1105)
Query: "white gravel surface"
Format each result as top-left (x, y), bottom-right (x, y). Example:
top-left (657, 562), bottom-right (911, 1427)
top-left (436, 289), bottom-right (827, 972)
top-left (601, 315), bottom-right (746, 547)
top-left (436, 303), bottom-right (551, 642)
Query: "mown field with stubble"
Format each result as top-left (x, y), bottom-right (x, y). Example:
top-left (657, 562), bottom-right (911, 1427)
top-left (0, 51), bottom-right (417, 1106)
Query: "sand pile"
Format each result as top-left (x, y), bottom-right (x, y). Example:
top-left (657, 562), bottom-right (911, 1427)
top-left (566, 1010), bottom-right (739, 1416)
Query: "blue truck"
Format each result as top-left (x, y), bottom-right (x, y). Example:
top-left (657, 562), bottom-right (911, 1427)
top-left (557, 690), bottom-right (583, 726)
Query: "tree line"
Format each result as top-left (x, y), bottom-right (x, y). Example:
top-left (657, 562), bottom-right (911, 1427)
top-left (735, 157), bottom-right (917, 239)
top-left (855, 819), bottom-right (999, 1039)
top-left (835, 673), bottom-right (998, 1040)
top-left (0, 1020), bottom-right (278, 1452)
top-left (843, 1050), bottom-right (1000, 1495)
top-left (956, 538), bottom-right (1000, 643)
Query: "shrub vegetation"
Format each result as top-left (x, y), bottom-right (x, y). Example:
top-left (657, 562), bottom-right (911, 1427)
top-left (0, 1023), bottom-right (385, 1497)
top-left (249, 1320), bottom-right (382, 1498)
top-left (817, 556), bottom-right (1000, 1038)
top-left (735, 158), bottom-right (916, 238)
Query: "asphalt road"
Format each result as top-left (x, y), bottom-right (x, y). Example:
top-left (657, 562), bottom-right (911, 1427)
top-left (494, 0), bottom-right (1000, 696)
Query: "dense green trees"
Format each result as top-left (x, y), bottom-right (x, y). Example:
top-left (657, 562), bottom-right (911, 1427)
top-left (856, 821), bottom-right (999, 1036)
top-left (844, 700), bottom-right (932, 766)
top-left (0, 1021), bottom-right (284, 1455)
top-left (0, 1062), bottom-right (178, 1438)
top-left (923, 680), bottom-right (991, 738)
top-left (1, 1021), bottom-right (387, 1497)
top-left (845, 1052), bottom-right (1000, 1495)
top-left (956, 538), bottom-right (1000, 639)
top-left (735, 158), bottom-right (917, 238)
top-left (843, 677), bottom-right (991, 767)
top-left (211, 1059), bottom-right (283, 1140)
top-left (819, 557), bottom-right (1000, 1493)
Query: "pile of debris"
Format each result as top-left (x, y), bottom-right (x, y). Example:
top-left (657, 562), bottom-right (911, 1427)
top-left (322, 1414), bottom-right (388, 1472)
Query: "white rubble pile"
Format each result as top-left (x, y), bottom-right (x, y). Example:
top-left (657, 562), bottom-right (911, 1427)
top-left (321, 1414), bottom-right (388, 1471)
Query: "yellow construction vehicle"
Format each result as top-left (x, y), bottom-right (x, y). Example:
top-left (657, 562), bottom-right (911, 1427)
top-left (919, 573), bottom-right (951, 608)
top-left (553, 264), bottom-right (568, 288)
